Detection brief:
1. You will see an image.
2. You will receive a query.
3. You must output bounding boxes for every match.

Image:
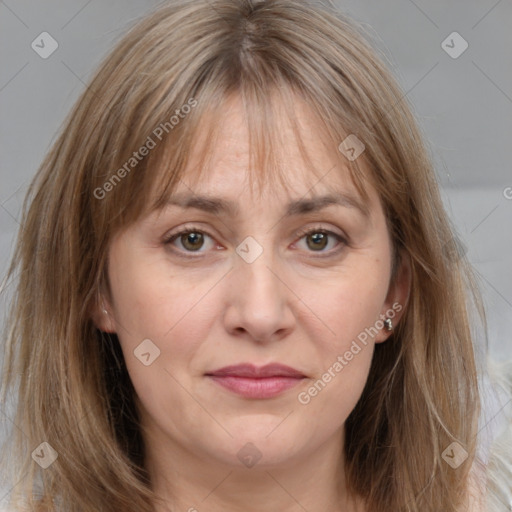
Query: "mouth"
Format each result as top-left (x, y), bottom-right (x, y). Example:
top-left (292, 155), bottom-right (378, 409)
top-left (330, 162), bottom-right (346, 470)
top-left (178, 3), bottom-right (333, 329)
top-left (205, 363), bottom-right (307, 399)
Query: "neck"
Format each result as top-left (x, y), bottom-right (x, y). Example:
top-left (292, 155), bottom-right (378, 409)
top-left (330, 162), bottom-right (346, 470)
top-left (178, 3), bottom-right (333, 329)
top-left (144, 425), bottom-right (363, 512)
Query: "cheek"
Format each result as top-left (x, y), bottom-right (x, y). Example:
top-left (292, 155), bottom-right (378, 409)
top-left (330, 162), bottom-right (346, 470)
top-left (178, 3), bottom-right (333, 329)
top-left (293, 260), bottom-right (388, 417)
top-left (108, 249), bottom-right (220, 385)
top-left (109, 246), bottom-right (208, 338)
top-left (109, 264), bottom-right (215, 425)
top-left (302, 353), bottom-right (373, 435)
top-left (304, 262), bottom-right (388, 350)
top-left (297, 286), bottom-right (381, 429)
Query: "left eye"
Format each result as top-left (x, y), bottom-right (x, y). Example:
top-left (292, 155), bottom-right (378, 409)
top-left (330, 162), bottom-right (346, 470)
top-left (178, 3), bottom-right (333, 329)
top-left (294, 228), bottom-right (346, 253)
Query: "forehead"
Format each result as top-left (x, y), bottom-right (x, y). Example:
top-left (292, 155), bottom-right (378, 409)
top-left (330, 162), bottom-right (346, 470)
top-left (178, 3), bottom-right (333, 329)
top-left (142, 88), bottom-right (383, 231)
top-left (159, 93), bottom-right (377, 213)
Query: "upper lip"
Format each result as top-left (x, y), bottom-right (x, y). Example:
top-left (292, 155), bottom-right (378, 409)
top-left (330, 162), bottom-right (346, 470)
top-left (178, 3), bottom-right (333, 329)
top-left (206, 363), bottom-right (305, 378)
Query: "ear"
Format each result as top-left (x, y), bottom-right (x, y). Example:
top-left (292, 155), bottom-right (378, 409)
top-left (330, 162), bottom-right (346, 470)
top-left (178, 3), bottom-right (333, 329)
top-left (90, 291), bottom-right (117, 334)
top-left (374, 251), bottom-right (411, 343)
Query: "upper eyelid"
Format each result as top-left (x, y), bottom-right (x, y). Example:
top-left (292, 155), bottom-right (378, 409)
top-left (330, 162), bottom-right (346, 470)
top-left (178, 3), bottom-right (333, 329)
top-left (164, 223), bottom-right (344, 240)
top-left (294, 225), bottom-right (346, 238)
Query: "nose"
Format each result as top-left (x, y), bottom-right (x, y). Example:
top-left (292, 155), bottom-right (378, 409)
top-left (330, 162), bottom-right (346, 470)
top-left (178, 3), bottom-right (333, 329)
top-left (222, 246), bottom-right (296, 345)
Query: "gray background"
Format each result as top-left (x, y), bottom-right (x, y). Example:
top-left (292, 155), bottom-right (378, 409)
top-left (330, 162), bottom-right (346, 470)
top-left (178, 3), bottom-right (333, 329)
top-left (0, 0), bottom-right (511, 505)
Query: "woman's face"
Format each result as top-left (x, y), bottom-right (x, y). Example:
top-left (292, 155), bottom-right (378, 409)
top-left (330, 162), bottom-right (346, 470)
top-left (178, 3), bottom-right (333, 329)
top-left (98, 95), bottom-right (410, 472)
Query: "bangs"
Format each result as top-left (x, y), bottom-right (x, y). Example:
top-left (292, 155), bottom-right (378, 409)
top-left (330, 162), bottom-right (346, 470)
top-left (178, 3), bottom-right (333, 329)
top-left (87, 0), bottom-right (387, 242)
top-left (107, 78), bottom-right (374, 232)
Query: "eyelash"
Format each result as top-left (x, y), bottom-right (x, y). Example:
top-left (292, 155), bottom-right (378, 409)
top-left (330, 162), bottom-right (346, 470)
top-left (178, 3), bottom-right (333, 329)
top-left (162, 224), bottom-right (347, 259)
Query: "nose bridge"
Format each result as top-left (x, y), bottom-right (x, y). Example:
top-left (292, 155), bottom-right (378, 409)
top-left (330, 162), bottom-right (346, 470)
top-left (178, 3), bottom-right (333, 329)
top-left (235, 237), bottom-right (282, 309)
top-left (224, 235), bottom-right (294, 341)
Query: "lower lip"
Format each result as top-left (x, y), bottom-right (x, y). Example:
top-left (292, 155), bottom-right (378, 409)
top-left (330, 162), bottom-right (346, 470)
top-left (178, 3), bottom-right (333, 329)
top-left (207, 375), bottom-right (304, 399)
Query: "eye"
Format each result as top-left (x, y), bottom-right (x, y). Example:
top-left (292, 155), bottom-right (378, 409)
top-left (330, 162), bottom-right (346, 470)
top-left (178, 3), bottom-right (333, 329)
top-left (294, 226), bottom-right (347, 255)
top-left (163, 226), bottom-right (217, 255)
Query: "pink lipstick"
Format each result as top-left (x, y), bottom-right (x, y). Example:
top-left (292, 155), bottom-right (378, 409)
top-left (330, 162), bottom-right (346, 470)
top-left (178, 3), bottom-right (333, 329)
top-left (206, 363), bottom-right (306, 399)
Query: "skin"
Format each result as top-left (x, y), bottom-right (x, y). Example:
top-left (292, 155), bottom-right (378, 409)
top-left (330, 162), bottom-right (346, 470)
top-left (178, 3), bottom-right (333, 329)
top-left (95, 94), bottom-right (411, 512)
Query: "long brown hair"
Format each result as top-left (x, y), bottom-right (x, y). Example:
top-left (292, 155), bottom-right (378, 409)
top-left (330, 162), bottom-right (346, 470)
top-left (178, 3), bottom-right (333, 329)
top-left (1, 1), bottom-right (486, 510)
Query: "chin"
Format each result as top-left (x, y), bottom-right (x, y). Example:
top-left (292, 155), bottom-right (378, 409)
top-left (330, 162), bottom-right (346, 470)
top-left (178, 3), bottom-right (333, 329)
top-left (205, 429), bottom-right (306, 469)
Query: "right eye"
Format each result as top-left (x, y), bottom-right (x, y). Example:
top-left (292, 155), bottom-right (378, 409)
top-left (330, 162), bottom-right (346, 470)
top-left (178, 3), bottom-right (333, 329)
top-left (163, 226), bottom-right (220, 257)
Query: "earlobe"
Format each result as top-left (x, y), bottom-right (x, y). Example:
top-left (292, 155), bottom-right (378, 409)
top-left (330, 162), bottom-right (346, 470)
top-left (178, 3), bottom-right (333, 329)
top-left (375, 252), bottom-right (412, 343)
top-left (374, 315), bottom-right (395, 344)
top-left (90, 295), bottom-right (117, 333)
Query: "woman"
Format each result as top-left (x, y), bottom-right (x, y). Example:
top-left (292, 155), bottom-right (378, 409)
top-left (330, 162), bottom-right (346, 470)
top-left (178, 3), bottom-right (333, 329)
top-left (1, 0), bottom-right (506, 510)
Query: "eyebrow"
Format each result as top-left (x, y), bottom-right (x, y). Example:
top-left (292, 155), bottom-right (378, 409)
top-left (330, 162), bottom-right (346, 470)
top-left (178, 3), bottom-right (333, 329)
top-left (164, 191), bottom-right (370, 218)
